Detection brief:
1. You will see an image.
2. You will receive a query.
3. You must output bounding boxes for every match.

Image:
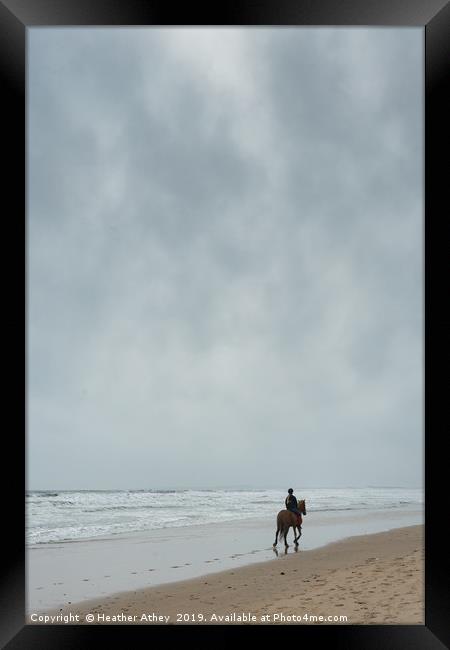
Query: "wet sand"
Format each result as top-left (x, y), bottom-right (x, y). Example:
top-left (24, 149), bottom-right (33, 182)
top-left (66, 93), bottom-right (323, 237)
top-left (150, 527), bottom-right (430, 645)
top-left (27, 521), bottom-right (424, 625)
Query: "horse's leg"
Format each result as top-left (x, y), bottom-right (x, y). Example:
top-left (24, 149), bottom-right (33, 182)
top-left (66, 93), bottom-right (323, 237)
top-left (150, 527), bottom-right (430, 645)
top-left (284, 526), bottom-right (289, 548)
top-left (273, 527), bottom-right (279, 547)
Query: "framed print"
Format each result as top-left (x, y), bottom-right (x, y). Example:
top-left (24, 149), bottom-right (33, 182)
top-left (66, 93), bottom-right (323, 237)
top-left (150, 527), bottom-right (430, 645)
top-left (2, 0), bottom-right (449, 647)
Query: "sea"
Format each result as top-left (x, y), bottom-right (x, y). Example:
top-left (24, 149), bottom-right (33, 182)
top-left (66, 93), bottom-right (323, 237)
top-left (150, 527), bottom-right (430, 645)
top-left (26, 487), bottom-right (423, 546)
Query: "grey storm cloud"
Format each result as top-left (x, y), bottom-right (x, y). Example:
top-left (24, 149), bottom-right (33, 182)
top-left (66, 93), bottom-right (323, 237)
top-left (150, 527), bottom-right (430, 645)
top-left (27, 28), bottom-right (423, 490)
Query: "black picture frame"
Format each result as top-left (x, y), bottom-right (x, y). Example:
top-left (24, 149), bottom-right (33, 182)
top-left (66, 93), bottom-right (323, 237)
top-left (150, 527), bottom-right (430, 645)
top-left (3, 0), bottom-right (449, 647)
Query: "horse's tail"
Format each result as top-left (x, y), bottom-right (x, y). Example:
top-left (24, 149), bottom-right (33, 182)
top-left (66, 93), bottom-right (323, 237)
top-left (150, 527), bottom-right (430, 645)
top-left (276, 513), bottom-right (284, 531)
top-left (276, 512), bottom-right (288, 538)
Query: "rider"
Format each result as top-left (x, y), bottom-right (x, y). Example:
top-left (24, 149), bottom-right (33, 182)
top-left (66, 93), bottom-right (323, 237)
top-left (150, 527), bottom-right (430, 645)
top-left (285, 488), bottom-right (302, 523)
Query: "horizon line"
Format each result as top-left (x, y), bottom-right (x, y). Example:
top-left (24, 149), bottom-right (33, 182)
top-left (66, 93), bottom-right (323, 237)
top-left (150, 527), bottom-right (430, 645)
top-left (26, 485), bottom-right (424, 491)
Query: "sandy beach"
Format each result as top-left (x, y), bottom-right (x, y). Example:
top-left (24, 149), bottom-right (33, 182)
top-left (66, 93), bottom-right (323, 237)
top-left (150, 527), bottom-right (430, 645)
top-left (27, 507), bottom-right (422, 612)
top-left (28, 523), bottom-right (424, 625)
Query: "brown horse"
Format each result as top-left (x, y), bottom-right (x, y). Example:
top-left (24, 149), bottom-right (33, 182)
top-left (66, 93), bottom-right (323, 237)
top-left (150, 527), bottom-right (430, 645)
top-left (273, 499), bottom-right (306, 548)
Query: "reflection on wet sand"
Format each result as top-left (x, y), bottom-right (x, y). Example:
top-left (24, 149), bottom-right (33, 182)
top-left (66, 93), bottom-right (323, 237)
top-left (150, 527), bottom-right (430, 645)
top-left (272, 544), bottom-right (300, 557)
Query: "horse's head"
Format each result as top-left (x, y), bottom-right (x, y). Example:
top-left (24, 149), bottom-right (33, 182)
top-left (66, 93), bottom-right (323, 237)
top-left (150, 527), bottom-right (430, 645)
top-left (298, 499), bottom-right (306, 515)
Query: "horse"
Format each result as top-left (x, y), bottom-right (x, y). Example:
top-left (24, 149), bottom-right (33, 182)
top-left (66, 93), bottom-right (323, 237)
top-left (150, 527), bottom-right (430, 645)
top-left (273, 499), bottom-right (306, 548)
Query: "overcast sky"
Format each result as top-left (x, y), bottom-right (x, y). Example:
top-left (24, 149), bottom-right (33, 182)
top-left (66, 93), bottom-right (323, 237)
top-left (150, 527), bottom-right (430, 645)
top-left (27, 28), bottom-right (423, 490)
